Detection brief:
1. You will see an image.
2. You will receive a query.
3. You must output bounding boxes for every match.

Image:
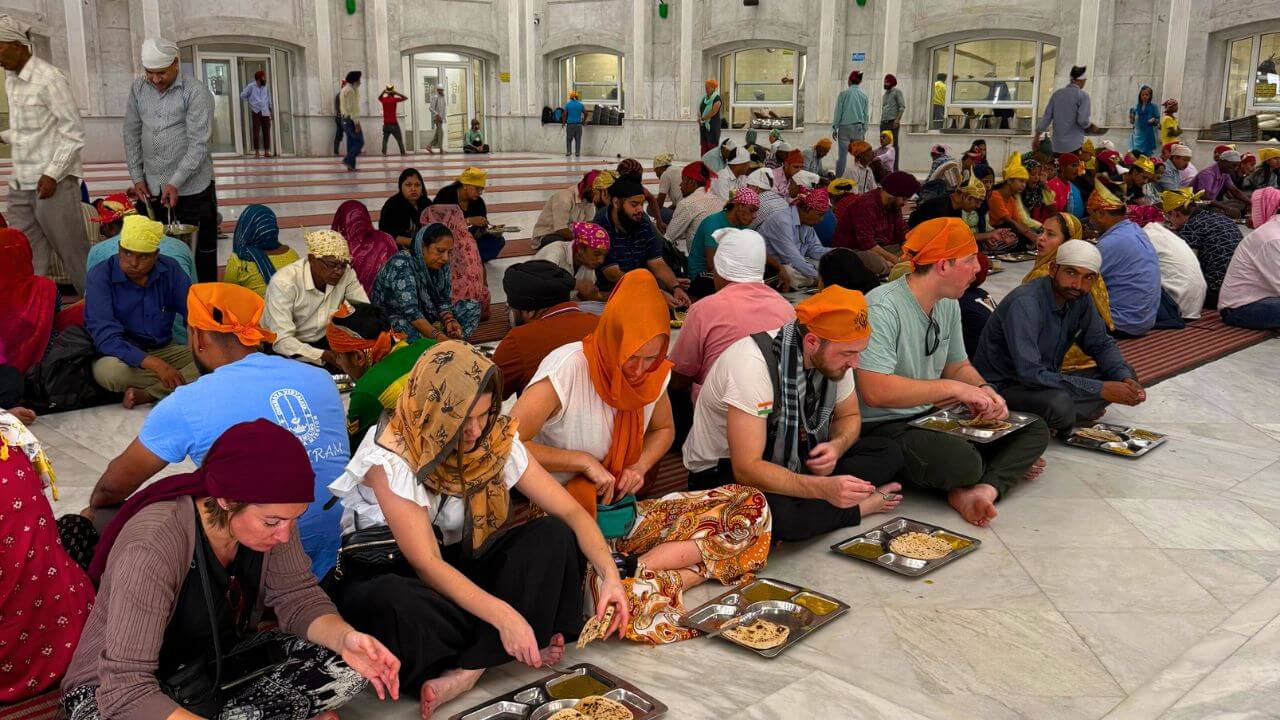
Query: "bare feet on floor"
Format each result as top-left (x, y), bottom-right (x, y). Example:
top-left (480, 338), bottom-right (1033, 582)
top-left (1024, 457), bottom-right (1047, 481)
top-left (122, 388), bottom-right (156, 409)
top-left (540, 633), bottom-right (565, 667)
top-left (857, 482), bottom-right (904, 517)
top-left (948, 483), bottom-right (999, 526)
top-left (420, 667), bottom-right (484, 719)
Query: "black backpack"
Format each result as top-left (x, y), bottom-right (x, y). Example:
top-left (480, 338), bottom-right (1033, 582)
top-left (23, 326), bottom-right (121, 413)
top-left (541, 106), bottom-right (555, 124)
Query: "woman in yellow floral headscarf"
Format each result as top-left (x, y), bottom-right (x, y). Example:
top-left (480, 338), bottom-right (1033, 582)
top-left (1022, 212), bottom-right (1114, 370)
top-left (327, 341), bottom-right (630, 714)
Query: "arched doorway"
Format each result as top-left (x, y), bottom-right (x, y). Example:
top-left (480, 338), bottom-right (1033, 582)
top-left (400, 51), bottom-right (487, 151)
top-left (180, 40), bottom-right (298, 156)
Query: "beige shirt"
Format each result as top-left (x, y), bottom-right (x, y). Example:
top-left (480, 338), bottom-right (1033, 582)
top-left (262, 258), bottom-right (369, 364)
top-left (339, 83), bottom-right (360, 120)
top-left (658, 165), bottom-right (685, 208)
top-left (531, 184), bottom-right (597, 246)
top-left (2, 56), bottom-right (84, 189)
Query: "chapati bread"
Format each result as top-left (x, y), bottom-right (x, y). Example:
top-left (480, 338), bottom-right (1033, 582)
top-left (959, 418), bottom-right (1013, 431)
top-left (722, 618), bottom-right (790, 650)
top-left (1076, 426), bottom-right (1124, 443)
top-left (547, 710), bottom-right (587, 720)
top-left (576, 695), bottom-right (634, 720)
top-left (888, 532), bottom-right (953, 560)
top-left (575, 606), bottom-right (615, 649)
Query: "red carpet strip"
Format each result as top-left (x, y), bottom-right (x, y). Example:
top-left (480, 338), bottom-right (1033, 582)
top-left (0, 692), bottom-right (59, 720)
top-left (1116, 310), bottom-right (1276, 386)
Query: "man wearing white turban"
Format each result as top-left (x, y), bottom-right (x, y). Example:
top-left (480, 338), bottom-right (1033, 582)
top-left (124, 37), bottom-right (219, 281)
top-left (0, 13), bottom-right (89, 292)
top-left (973, 239), bottom-right (1146, 435)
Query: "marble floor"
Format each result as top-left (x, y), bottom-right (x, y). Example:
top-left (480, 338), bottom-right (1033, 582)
top-left (12, 152), bottom-right (1280, 719)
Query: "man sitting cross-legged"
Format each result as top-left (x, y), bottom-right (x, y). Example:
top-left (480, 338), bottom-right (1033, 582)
top-left (973, 239), bottom-right (1146, 437)
top-left (493, 259), bottom-right (600, 398)
top-left (683, 285), bottom-right (905, 542)
top-left (857, 217), bottom-right (1050, 527)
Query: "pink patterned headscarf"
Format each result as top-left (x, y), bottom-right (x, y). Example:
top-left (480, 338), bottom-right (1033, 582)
top-left (1251, 187), bottom-right (1280, 229)
top-left (423, 205), bottom-right (490, 306)
top-left (729, 185), bottom-right (761, 208)
top-left (1124, 204), bottom-right (1165, 228)
top-left (571, 221), bottom-right (610, 250)
top-left (331, 200), bottom-right (397, 294)
top-left (798, 188), bottom-right (831, 213)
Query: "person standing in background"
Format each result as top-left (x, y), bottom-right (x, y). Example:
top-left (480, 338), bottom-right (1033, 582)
top-left (240, 69), bottom-right (272, 157)
top-left (563, 90), bottom-right (585, 158)
top-left (378, 84), bottom-right (408, 155)
top-left (832, 70), bottom-right (869, 178)
top-left (699, 79), bottom-right (723, 155)
top-left (932, 73), bottom-right (948, 129)
top-left (1129, 85), bottom-right (1159, 156)
top-left (427, 84), bottom-right (446, 154)
top-left (124, 38), bottom-right (219, 282)
top-left (339, 71), bottom-right (364, 170)
top-left (333, 79), bottom-right (346, 155)
top-left (1034, 65), bottom-right (1100, 155)
top-left (0, 15), bottom-right (88, 293)
top-left (1160, 99), bottom-right (1182, 147)
top-left (880, 74), bottom-right (905, 170)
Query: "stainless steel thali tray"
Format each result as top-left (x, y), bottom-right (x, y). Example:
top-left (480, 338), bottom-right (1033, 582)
top-left (1065, 422), bottom-right (1166, 458)
top-left (679, 577), bottom-right (849, 658)
top-left (909, 404), bottom-right (1037, 443)
top-left (831, 517), bottom-right (981, 577)
top-left (448, 663), bottom-right (666, 720)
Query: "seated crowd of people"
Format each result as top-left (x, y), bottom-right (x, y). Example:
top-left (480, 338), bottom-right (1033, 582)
top-left (5, 86), bottom-right (1280, 720)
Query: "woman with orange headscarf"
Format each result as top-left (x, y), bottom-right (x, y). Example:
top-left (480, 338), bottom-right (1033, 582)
top-left (512, 270), bottom-right (772, 644)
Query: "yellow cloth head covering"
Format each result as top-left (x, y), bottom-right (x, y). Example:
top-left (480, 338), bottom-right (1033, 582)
top-left (1056, 212), bottom-right (1084, 240)
top-left (592, 170), bottom-right (618, 191)
top-left (119, 215), bottom-right (163, 253)
top-left (305, 229), bottom-right (350, 260)
top-left (880, 129), bottom-right (894, 144)
top-left (1129, 156), bottom-right (1156, 174)
top-left (1160, 187), bottom-right (1204, 213)
top-left (653, 152), bottom-right (675, 167)
top-left (1086, 180), bottom-right (1126, 212)
top-left (1082, 139), bottom-right (1095, 154)
top-left (458, 167), bottom-right (487, 188)
top-left (957, 172), bottom-right (987, 200)
top-left (1259, 147), bottom-right (1280, 164)
top-left (827, 177), bottom-right (855, 197)
top-left (1002, 151), bottom-right (1030, 181)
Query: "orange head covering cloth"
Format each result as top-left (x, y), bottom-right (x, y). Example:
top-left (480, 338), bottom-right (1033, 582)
top-left (1087, 179), bottom-right (1126, 213)
top-left (326, 302), bottom-right (404, 365)
top-left (901, 217), bottom-right (980, 271)
top-left (795, 285), bottom-right (871, 342)
top-left (186, 282), bottom-right (278, 347)
top-left (583, 270), bottom-right (674, 478)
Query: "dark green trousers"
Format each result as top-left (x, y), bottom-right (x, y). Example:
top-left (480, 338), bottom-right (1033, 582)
top-left (862, 413), bottom-right (1050, 498)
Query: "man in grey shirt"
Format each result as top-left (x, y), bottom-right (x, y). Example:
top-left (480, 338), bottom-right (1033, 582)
top-left (124, 38), bottom-right (217, 281)
top-left (1034, 65), bottom-right (1101, 155)
top-left (427, 85), bottom-right (445, 153)
top-left (880, 74), bottom-right (904, 171)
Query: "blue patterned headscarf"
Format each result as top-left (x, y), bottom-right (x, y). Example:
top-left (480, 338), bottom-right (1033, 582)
top-left (232, 204), bottom-right (282, 283)
top-left (412, 223), bottom-right (453, 316)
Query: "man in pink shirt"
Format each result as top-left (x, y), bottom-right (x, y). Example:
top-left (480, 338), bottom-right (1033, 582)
top-left (668, 227), bottom-right (795, 443)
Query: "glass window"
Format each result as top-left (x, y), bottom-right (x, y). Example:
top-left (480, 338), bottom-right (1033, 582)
top-left (928, 38), bottom-right (1057, 131)
top-left (717, 47), bottom-right (803, 130)
top-left (1254, 33), bottom-right (1280, 107)
top-left (1219, 33), bottom-right (1280, 120)
top-left (562, 53), bottom-right (623, 106)
top-left (1225, 37), bottom-right (1252, 120)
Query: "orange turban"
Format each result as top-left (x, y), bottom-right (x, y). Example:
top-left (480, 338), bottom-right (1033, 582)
top-left (187, 282), bottom-right (277, 347)
top-left (1086, 179), bottom-right (1126, 212)
top-left (795, 285), bottom-right (871, 342)
top-left (785, 148), bottom-right (804, 165)
top-left (901, 217), bottom-right (979, 271)
top-left (584, 270), bottom-right (673, 477)
top-left (848, 140), bottom-right (873, 157)
top-left (325, 302), bottom-right (404, 365)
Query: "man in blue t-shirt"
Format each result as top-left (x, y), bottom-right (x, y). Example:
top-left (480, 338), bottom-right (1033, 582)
top-left (85, 283), bottom-right (350, 579)
top-left (563, 91), bottom-right (586, 158)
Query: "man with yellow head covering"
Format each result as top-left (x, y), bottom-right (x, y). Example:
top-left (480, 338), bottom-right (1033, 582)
top-left (87, 280), bottom-right (353, 578)
top-left (908, 170), bottom-right (1017, 254)
top-left (85, 215), bottom-right (197, 408)
top-left (1088, 180), bottom-right (1163, 336)
top-left (262, 228), bottom-right (369, 367)
top-left (683, 284), bottom-right (906, 542)
top-left (855, 217), bottom-right (1050, 528)
top-left (435, 167), bottom-right (507, 261)
top-left (1122, 155), bottom-right (1160, 205)
top-left (1163, 186), bottom-right (1244, 307)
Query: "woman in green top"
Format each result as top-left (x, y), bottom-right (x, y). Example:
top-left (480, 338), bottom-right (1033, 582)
top-left (687, 186), bottom-right (759, 297)
top-left (463, 118), bottom-right (489, 154)
top-left (325, 301), bottom-right (434, 446)
top-left (224, 204), bottom-right (299, 296)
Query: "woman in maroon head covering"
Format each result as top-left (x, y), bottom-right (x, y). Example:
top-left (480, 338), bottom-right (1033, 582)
top-left (332, 200), bottom-right (398, 294)
top-left (64, 420), bottom-right (402, 720)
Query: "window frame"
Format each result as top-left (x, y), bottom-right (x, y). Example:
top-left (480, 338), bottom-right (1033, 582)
top-left (1220, 31), bottom-right (1280, 121)
top-left (931, 37), bottom-right (1051, 110)
top-left (718, 46), bottom-right (805, 131)
top-left (560, 52), bottom-right (624, 109)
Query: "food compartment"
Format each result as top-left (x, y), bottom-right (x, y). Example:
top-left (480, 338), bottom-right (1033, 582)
top-left (931, 531), bottom-right (973, 551)
top-left (738, 578), bottom-right (801, 603)
top-left (513, 687), bottom-right (547, 705)
top-left (544, 667), bottom-right (614, 700)
top-left (721, 601), bottom-right (816, 657)
top-left (684, 603), bottom-right (739, 628)
top-left (880, 553), bottom-right (928, 572)
top-left (790, 591), bottom-right (841, 616)
top-left (528, 699), bottom-right (578, 720)
top-left (604, 688), bottom-right (656, 714)
top-left (460, 701), bottom-right (530, 720)
top-left (837, 540), bottom-right (886, 560)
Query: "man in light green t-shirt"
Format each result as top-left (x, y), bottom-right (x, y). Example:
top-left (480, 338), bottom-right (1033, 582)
top-left (855, 218), bottom-right (1049, 528)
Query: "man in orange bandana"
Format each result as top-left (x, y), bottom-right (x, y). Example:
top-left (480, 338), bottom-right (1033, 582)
top-left (856, 218), bottom-right (1050, 528)
top-left (684, 285), bottom-right (906, 541)
top-left (87, 282), bottom-right (352, 578)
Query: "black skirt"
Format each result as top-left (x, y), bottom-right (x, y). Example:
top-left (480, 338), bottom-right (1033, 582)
top-left (329, 516), bottom-right (585, 689)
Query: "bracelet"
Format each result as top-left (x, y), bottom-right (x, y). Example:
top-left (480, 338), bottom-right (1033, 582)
top-left (979, 383), bottom-right (996, 391)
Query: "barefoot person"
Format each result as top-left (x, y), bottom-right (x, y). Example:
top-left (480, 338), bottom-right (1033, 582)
top-left (511, 270), bottom-right (771, 643)
top-left (85, 215), bottom-right (197, 408)
top-left (683, 285), bottom-right (906, 541)
top-left (857, 218), bottom-right (1050, 527)
top-left (326, 342), bottom-right (630, 718)
top-left (64, 421), bottom-right (400, 720)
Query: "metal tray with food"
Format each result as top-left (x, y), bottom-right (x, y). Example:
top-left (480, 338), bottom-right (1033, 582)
top-left (679, 577), bottom-right (849, 658)
top-left (448, 663), bottom-right (666, 720)
top-left (831, 517), bottom-right (981, 577)
top-left (908, 404), bottom-right (1038, 443)
top-left (991, 251), bottom-right (1038, 263)
top-left (331, 373), bottom-right (354, 394)
top-left (1065, 423), bottom-right (1166, 458)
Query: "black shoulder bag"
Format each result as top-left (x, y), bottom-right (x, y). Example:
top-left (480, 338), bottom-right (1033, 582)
top-left (158, 512), bottom-right (224, 716)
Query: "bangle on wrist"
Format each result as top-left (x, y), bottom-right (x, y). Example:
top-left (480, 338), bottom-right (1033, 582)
top-left (979, 383), bottom-right (995, 391)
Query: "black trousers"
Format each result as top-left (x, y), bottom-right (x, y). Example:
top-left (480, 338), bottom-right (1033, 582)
top-left (333, 116), bottom-right (344, 154)
top-left (330, 517), bottom-right (585, 689)
top-left (687, 436), bottom-right (904, 542)
top-left (998, 382), bottom-right (1110, 436)
top-left (382, 122), bottom-right (405, 154)
top-left (0, 364), bottom-right (22, 408)
top-left (155, 182), bottom-right (219, 282)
